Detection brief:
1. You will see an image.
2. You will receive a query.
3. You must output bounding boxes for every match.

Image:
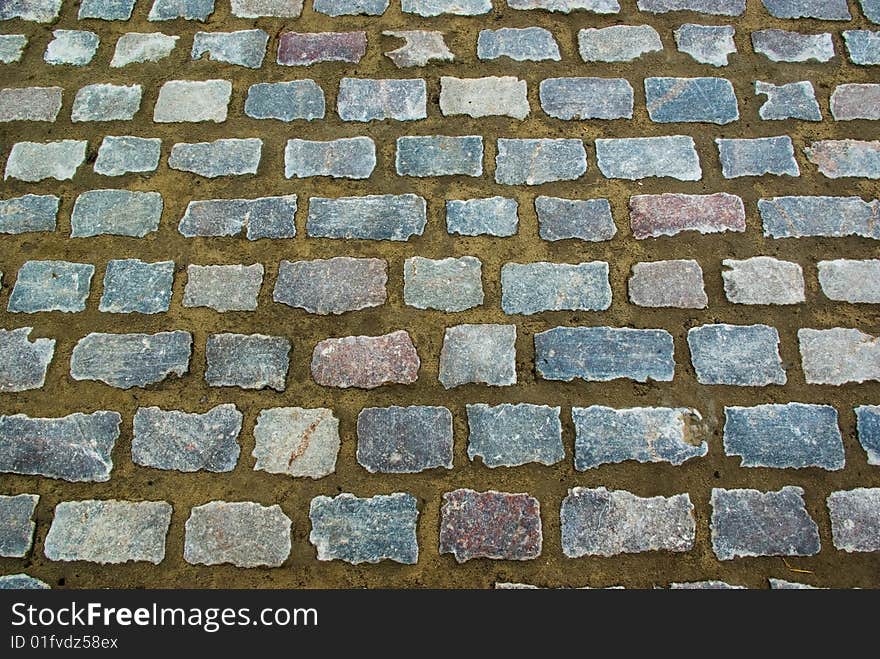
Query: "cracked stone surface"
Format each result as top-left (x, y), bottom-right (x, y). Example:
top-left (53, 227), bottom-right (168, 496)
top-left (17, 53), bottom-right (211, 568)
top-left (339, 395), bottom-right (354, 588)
top-left (466, 403), bottom-right (564, 467)
top-left (357, 405), bottom-right (453, 473)
top-left (404, 256), bottom-right (483, 312)
top-left (0, 494), bottom-right (39, 558)
top-left (311, 330), bottom-right (420, 389)
top-left (179, 195), bottom-right (297, 239)
top-left (205, 333), bottom-right (289, 391)
top-left (0, 327), bottom-right (55, 392)
top-left (253, 407), bottom-right (340, 479)
top-left (71, 331), bottom-right (192, 388)
top-left (184, 501), bottom-right (291, 567)
top-left (71, 189), bottom-right (163, 237)
top-left (274, 257), bottom-right (387, 314)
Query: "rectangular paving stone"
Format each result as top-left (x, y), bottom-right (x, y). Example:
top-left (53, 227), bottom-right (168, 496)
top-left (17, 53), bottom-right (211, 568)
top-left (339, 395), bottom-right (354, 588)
top-left (724, 403), bottom-right (844, 470)
top-left (79, 0), bottom-right (137, 19)
top-left (722, 257), bottom-right (805, 305)
top-left (478, 27), bottom-right (560, 62)
top-left (752, 30), bottom-right (834, 63)
top-left (595, 136), bottom-right (701, 180)
top-left (4, 140), bottom-right (87, 182)
top-left (440, 489), bottom-right (542, 562)
top-left (535, 326), bottom-right (675, 382)
top-left (0, 327), bottom-right (55, 392)
top-left (439, 76), bottom-right (529, 120)
top-left (183, 264), bottom-right (263, 312)
top-left (0, 87), bottom-right (62, 122)
top-left (205, 333), bottom-right (289, 391)
top-left (402, 0), bottom-right (490, 15)
top-left (710, 487), bottom-right (820, 560)
top-left (446, 197), bottom-right (518, 237)
top-left (756, 80), bottom-right (821, 121)
top-left (179, 195), bottom-right (297, 239)
top-left (148, 0), bottom-right (215, 20)
top-left (507, 0), bottom-right (620, 11)
top-left (687, 324), bottom-right (786, 386)
top-left (502, 261), bottom-right (610, 314)
top-left (45, 500), bottom-right (172, 564)
top-left (562, 487), bottom-right (695, 557)
top-left (44, 30), bottom-right (99, 66)
top-left (539, 77), bottom-right (633, 120)
top-left (674, 24), bottom-right (736, 66)
top-left (274, 257), bottom-right (387, 314)
top-left (536, 197), bottom-right (616, 241)
top-left (629, 260), bottom-right (707, 308)
top-left (99, 259), bottom-right (174, 314)
top-left (439, 324), bottom-right (516, 388)
top-left (578, 25), bottom-right (662, 62)
top-left (844, 30), bottom-right (880, 65)
top-left (466, 403), bottom-right (563, 467)
top-left (0, 35), bottom-right (27, 63)
top-left (309, 493), bottom-right (418, 564)
top-left (717, 136), bottom-right (799, 178)
top-left (153, 79), bottom-right (231, 123)
top-left (8, 260), bottom-right (94, 313)
top-left (856, 405), bottom-right (880, 465)
top-left (311, 330), bottom-right (420, 389)
top-left (761, 0), bottom-right (850, 19)
top-left (805, 140), bottom-right (880, 179)
top-left (71, 84), bottom-right (141, 122)
top-left (184, 501), bottom-right (291, 567)
top-left (0, 574), bottom-right (49, 589)
top-left (383, 30), bottom-right (454, 67)
top-left (495, 138), bottom-right (587, 185)
top-left (630, 193), bottom-right (745, 238)
top-left (191, 29), bottom-right (268, 68)
top-left (94, 136), bottom-right (161, 176)
top-left (404, 256), bottom-right (483, 312)
top-left (645, 77), bottom-right (739, 124)
top-left (277, 31), bottom-right (366, 65)
top-left (253, 407), bottom-right (340, 478)
top-left (337, 78), bottom-right (426, 121)
top-left (111, 32), bottom-right (179, 67)
top-left (71, 189), bottom-right (163, 238)
top-left (245, 80), bottom-right (325, 121)
top-left (573, 406), bottom-right (707, 470)
top-left (71, 331), bottom-right (192, 388)
top-left (637, 0), bottom-right (744, 14)
top-left (862, 0), bottom-right (880, 23)
top-left (357, 405), bottom-right (452, 473)
top-left (315, 0), bottom-right (388, 14)
top-left (799, 327), bottom-right (880, 385)
top-left (231, 0), bottom-right (303, 16)
top-left (0, 195), bottom-right (58, 234)
top-left (133, 404), bottom-right (242, 473)
top-left (0, 494), bottom-right (38, 558)
top-left (285, 137), bottom-right (375, 179)
top-left (760, 196), bottom-right (880, 238)
top-left (0, 0), bottom-right (62, 21)
top-left (307, 194), bottom-right (426, 240)
top-left (827, 489), bottom-right (880, 553)
top-left (396, 136), bottom-right (483, 177)
top-left (168, 138), bottom-right (262, 177)
top-left (0, 411), bottom-right (120, 482)
top-left (818, 259), bottom-right (880, 303)
top-left (831, 84), bottom-right (880, 121)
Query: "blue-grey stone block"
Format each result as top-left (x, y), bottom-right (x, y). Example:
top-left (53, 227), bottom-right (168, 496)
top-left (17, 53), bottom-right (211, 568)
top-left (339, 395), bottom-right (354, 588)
top-left (862, 0), bottom-right (880, 23)
top-left (191, 29), bottom-right (268, 68)
top-left (0, 494), bottom-right (38, 557)
top-left (94, 136), bottom-right (162, 176)
top-left (817, 259), bottom-right (880, 303)
top-left (574, 406), bottom-right (707, 469)
top-left (478, 27), bottom-right (560, 61)
top-left (717, 136), bottom-right (799, 178)
top-left (759, 196), bottom-right (880, 238)
top-left (71, 84), bottom-right (141, 122)
top-left (628, 260), bottom-right (707, 309)
top-left (168, 139), bottom-right (261, 177)
top-left (307, 194), bottom-right (426, 241)
top-left (670, 581), bottom-right (745, 589)
top-left (274, 257), bottom-right (387, 314)
top-left (71, 331), bottom-right (192, 388)
top-left (71, 189), bottom-right (163, 238)
top-left (0, 195), bottom-right (58, 234)
top-left (0, 327), bottom-right (55, 392)
top-left (357, 406), bottom-right (453, 473)
top-left (539, 77), bottom-right (633, 120)
top-left (467, 403), bottom-right (563, 467)
top-left (44, 30), bottom-right (99, 66)
top-left (501, 262), bottom-right (611, 314)
top-left (244, 81), bottom-right (325, 121)
top-left (752, 30), bottom-right (834, 63)
top-left (404, 256), bottom-right (483, 312)
top-left (111, 32), bottom-right (179, 67)
top-left (149, 0), bottom-right (215, 20)
top-left (439, 324), bottom-right (517, 388)
top-left (446, 197), bottom-right (518, 237)
top-left (0, 574), bottom-right (49, 589)
top-left (232, 0), bottom-right (301, 15)
top-left (184, 501), bottom-right (290, 567)
top-left (396, 136), bottom-right (483, 177)
top-left (856, 405), bottom-right (880, 465)
top-left (805, 140), bottom-right (880, 180)
top-left (645, 77), bottom-right (739, 125)
top-left (402, 0), bottom-right (489, 14)
top-left (507, 0), bottom-right (620, 11)
top-left (687, 324), bottom-right (786, 386)
top-left (78, 0), bottom-right (137, 19)
top-left (761, 0), bottom-right (850, 20)
top-left (383, 29), bottom-right (454, 67)
top-left (755, 81), bottom-right (821, 121)
top-left (285, 137), bottom-right (376, 179)
top-left (4, 140), bottom-right (87, 182)
top-left (205, 333), bottom-right (289, 391)
top-left (8, 261), bottom-right (94, 313)
top-left (536, 326), bottom-right (675, 383)
top-left (578, 25), bottom-right (662, 62)
top-left (724, 403), bottom-right (844, 470)
top-left (183, 264), bottom-right (263, 312)
top-left (179, 196), bottom-right (297, 239)
top-left (495, 138), bottom-right (587, 185)
top-left (315, 0), bottom-right (388, 14)
top-left (595, 136), bottom-right (702, 180)
top-left (828, 488), bottom-right (880, 552)
top-left (637, 0), bottom-right (744, 15)
top-left (337, 78), bottom-right (426, 121)
top-left (535, 196), bottom-right (616, 241)
top-left (0, 0), bottom-right (62, 21)
top-left (99, 259), bottom-right (174, 314)
top-left (0, 35), bottom-right (27, 63)
top-left (674, 24), bottom-right (736, 67)
top-left (153, 79), bottom-right (230, 122)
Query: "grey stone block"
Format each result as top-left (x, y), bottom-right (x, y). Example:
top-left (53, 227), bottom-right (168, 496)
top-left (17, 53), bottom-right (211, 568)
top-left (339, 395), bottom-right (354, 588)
top-left (478, 27), bottom-right (560, 61)
top-left (0, 574), bottom-right (49, 589)
top-left (862, 0), bottom-right (880, 23)
top-left (495, 138), bottom-right (587, 185)
top-left (0, 494), bottom-right (38, 557)
top-left (535, 196), bottom-right (616, 241)
top-left (8, 260), bottom-right (94, 313)
top-left (0, 35), bottom-right (27, 63)
top-left (759, 196), bottom-right (880, 238)
top-left (805, 140), bottom-right (880, 179)
top-left (761, 0), bottom-right (850, 20)
top-left (71, 331), bottom-right (192, 388)
top-left (404, 256), bottom-right (483, 312)
top-left (44, 30), bottom-right (99, 66)
top-left (856, 405), bottom-right (880, 465)
top-left (722, 257), bottom-right (805, 305)
top-left (670, 581), bottom-right (745, 589)
top-left (277, 31), bottom-right (366, 65)
top-left (466, 403), bottom-right (563, 467)
top-left (94, 136), bottom-right (162, 176)
top-left (285, 137), bottom-right (376, 179)
top-left (184, 501), bottom-right (291, 567)
top-left (755, 81), bottom-right (821, 121)
top-left (799, 327), bottom-right (880, 385)
top-left (148, 0), bottom-right (215, 20)
top-left (168, 139), bottom-right (262, 177)
top-left (507, 0), bottom-right (620, 11)
top-left (99, 259), bottom-right (174, 314)
top-left (0, 87), bottom-right (62, 122)
top-left (628, 260), bottom-right (707, 308)
top-left (828, 489), bottom-right (880, 552)
top-left (383, 30), bottom-right (454, 67)
top-left (630, 192), bottom-right (745, 240)
top-left (179, 196), bottom-right (297, 239)
top-left (439, 324), bottom-right (517, 388)
top-left (79, 0), bottom-right (137, 19)
top-left (674, 24), bottom-right (736, 66)
top-left (0, 0), bottom-right (62, 21)
top-left (402, 0), bottom-right (490, 15)
top-left (245, 81), bottom-right (325, 121)
top-left (831, 84), bottom-right (880, 120)
top-left (539, 77), bottom-right (633, 120)
top-left (818, 259), bottom-right (880, 303)
top-left (71, 189), bottom-right (163, 237)
top-left (231, 0), bottom-right (303, 16)
top-left (0, 327), bottom-right (55, 392)
top-left (307, 194), bottom-right (426, 240)
top-left (191, 29), bottom-right (268, 68)
top-left (253, 407), bottom-right (340, 478)
top-left (578, 25), bottom-right (662, 62)
top-left (769, 579), bottom-right (819, 589)
top-left (646, 76), bottom-right (739, 124)
top-left (0, 195), bottom-right (58, 234)
top-left (501, 261), bottom-right (611, 314)
top-left (595, 136), bottom-right (702, 180)
top-left (153, 79), bottom-right (231, 123)
top-left (183, 264), bottom-right (263, 312)
top-left (111, 32), bottom-right (179, 67)
top-left (637, 0), bottom-right (744, 15)
top-left (687, 324), bottom-right (786, 386)
top-left (337, 78), bottom-right (426, 121)
top-left (71, 84), bottom-right (141, 122)
top-left (717, 136), bottom-right (799, 178)
top-left (752, 30), bottom-right (834, 63)
top-left (311, 331), bottom-right (420, 389)
top-left (446, 197), bottom-right (518, 237)
top-left (205, 333), bottom-right (289, 391)
top-left (357, 406), bottom-right (453, 473)
top-left (4, 140), bottom-right (87, 182)
top-left (315, 0), bottom-right (388, 14)
top-left (396, 136), bottom-right (483, 177)
top-left (274, 257), bottom-right (387, 314)
top-left (439, 76), bottom-right (529, 119)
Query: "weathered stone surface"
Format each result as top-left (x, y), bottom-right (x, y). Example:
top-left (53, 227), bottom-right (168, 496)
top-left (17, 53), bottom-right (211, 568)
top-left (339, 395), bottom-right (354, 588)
top-left (338, 78), bottom-right (426, 121)
top-left (630, 193), bottom-right (744, 238)
top-left (467, 403), bottom-right (563, 467)
top-left (111, 32), bottom-right (178, 67)
top-left (637, 0), bottom-right (744, 14)
top-left (805, 140), bottom-right (880, 179)
top-left (818, 259), bottom-right (880, 303)
top-left (688, 324), bottom-right (786, 386)
top-left (769, 579), bottom-right (819, 589)
top-left (277, 31), bottom-right (366, 66)
top-left (595, 136), bottom-right (702, 180)
top-left (752, 30), bottom-right (834, 63)
top-left (827, 489), bottom-right (880, 552)
top-left (536, 326), bottom-right (675, 382)
top-left (285, 137), bottom-right (375, 179)
top-left (274, 257), bottom-right (387, 314)
top-left (315, 0), bottom-right (388, 14)
top-left (717, 136), bottom-right (799, 178)
top-left (0, 327), bottom-right (55, 392)
top-left (0, 87), bottom-right (62, 122)
top-left (502, 261), bottom-right (611, 314)
top-left (674, 24), bottom-right (736, 66)
top-left (253, 407), bottom-right (339, 479)
top-left (245, 80), bottom-right (325, 121)
top-left (0, 195), bottom-right (58, 234)
top-left (404, 256), bottom-right (483, 312)
top-left (153, 79), bottom-right (231, 123)
top-left (629, 260), bottom-right (707, 308)
top-left (184, 501), bottom-right (291, 567)
top-left (5, 140), bottom-right (87, 182)
top-left (440, 489), bottom-right (542, 562)
top-left (508, 0), bottom-right (620, 11)
top-left (439, 76), bottom-right (529, 120)
top-left (183, 264), bottom-right (263, 312)
top-left (760, 196), bottom-right (880, 238)
top-left (711, 487), bottom-right (820, 560)
top-left (179, 196), bottom-right (297, 239)
top-left (312, 331), bottom-right (420, 389)
top-left (756, 80), bottom-right (821, 121)
top-left (79, 0), bottom-right (137, 19)
top-left (99, 259), bottom-right (174, 314)
top-left (724, 403), bottom-right (844, 470)
top-left (44, 30), bottom-right (99, 66)
top-left (0, 574), bottom-right (49, 589)
top-left (856, 405), bottom-right (880, 465)
top-left (71, 332), bottom-right (191, 388)
top-left (862, 0), bottom-right (880, 23)
top-left (446, 197), bottom-right (518, 237)
top-left (192, 30), bottom-right (267, 68)
top-left (478, 27), bottom-right (560, 61)
top-left (831, 84), bottom-right (880, 121)
top-left (0, 35), bottom-right (27, 63)
top-left (670, 581), bottom-right (745, 589)
top-left (574, 406), bottom-right (707, 469)
top-left (383, 30), bottom-right (454, 67)
top-left (578, 25), bottom-right (662, 62)
top-left (94, 136), bottom-right (161, 176)
top-left (646, 77), bottom-right (738, 124)
top-left (168, 139), bottom-right (262, 177)
top-left (148, 0), bottom-right (215, 20)
top-left (761, 0), bottom-right (850, 19)
top-left (0, 494), bottom-right (38, 557)
top-left (535, 196), bottom-right (616, 241)
top-left (309, 493), bottom-right (418, 564)
top-left (722, 257), bottom-right (805, 305)
top-left (495, 138), bottom-right (587, 185)
top-left (231, 0), bottom-right (303, 17)
top-left (133, 405), bottom-right (242, 472)
top-left (45, 500), bottom-right (172, 564)
top-left (0, 0), bottom-right (61, 21)
top-left (357, 406), bottom-right (453, 473)
top-left (0, 411), bottom-right (120, 482)
top-left (307, 194), bottom-right (426, 240)
top-left (799, 328), bottom-right (880, 385)
top-left (439, 324), bottom-right (516, 388)
top-left (562, 487), bottom-right (695, 557)
top-left (539, 77), bottom-right (633, 120)
top-left (205, 333), bottom-right (289, 391)
top-left (396, 136), bottom-right (483, 177)
top-left (402, 0), bottom-right (490, 15)
top-left (8, 260), bottom-right (94, 313)
top-left (71, 189), bottom-right (163, 238)
top-left (71, 84), bottom-right (141, 122)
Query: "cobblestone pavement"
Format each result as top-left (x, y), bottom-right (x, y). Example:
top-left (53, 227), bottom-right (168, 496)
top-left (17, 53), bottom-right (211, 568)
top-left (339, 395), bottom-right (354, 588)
top-left (1, 0), bottom-right (879, 590)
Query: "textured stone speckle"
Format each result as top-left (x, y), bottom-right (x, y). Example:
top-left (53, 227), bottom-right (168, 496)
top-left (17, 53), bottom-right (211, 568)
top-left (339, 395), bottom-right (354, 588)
top-left (148, 0), bottom-right (215, 20)
top-left (755, 81), bottom-right (821, 121)
top-left (71, 189), bottom-right (163, 238)
top-left (0, 35), bottom-right (27, 63)
top-left (831, 84), bottom-right (880, 121)
top-left (466, 403), bottom-right (564, 467)
top-left (0, 494), bottom-right (39, 557)
top-left (439, 76), bottom-right (529, 119)
top-left (501, 261), bottom-right (611, 314)
top-left (446, 197), bottom-right (518, 237)
top-left (844, 30), bottom-right (880, 65)
top-left (717, 136), bottom-right (800, 178)
top-left (0, 574), bottom-right (49, 589)
top-left (5, 140), bottom-right (87, 182)
top-left (628, 260), bottom-right (707, 308)
top-left (856, 406), bottom-right (880, 466)
top-left (8, 260), bottom-right (94, 313)
top-left (0, 86), bottom-right (62, 122)
top-left (314, 0), bottom-right (388, 16)
top-left (274, 257), bottom-right (387, 314)
top-left (307, 194), bottom-right (426, 240)
top-left (0, 0), bottom-right (62, 22)
top-left (828, 489), bottom-right (880, 553)
top-left (595, 136), bottom-right (702, 180)
top-left (539, 77), bottom-right (633, 120)
top-left (99, 259), bottom-right (174, 315)
top-left (439, 324), bottom-right (517, 388)
top-left (404, 256), bottom-right (483, 312)
top-left (507, 0), bottom-right (620, 11)
top-left (478, 27), bottom-right (560, 62)
top-left (357, 406), bottom-right (453, 473)
top-left (630, 193), bottom-right (745, 238)
top-left (94, 136), bottom-right (162, 176)
top-left (761, 0), bottom-right (850, 19)
top-left (535, 196), bottom-right (616, 241)
top-left (311, 331), bottom-right (420, 389)
top-left (71, 331), bottom-right (192, 388)
top-left (637, 0), bottom-right (744, 15)
top-left (71, 83), bottom-right (142, 122)
top-left (687, 324), bottom-right (786, 386)
top-left (396, 135), bottom-right (483, 177)
top-left (179, 196), bottom-right (297, 239)
top-left (44, 30), bottom-right (99, 66)
top-left (191, 29), bottom-right (268, 68)
top-left (277, 31), bottom-right (366, 66)
top-left (231, 0), bottom-right (303, 17)
top-left (79, 0), bottom-right (138, 19)
top-left (722, 257), bottom-right (805, 305)
top-left (205, 333), bottom-right (289, 391)
top-left (383, 30), bottom-right (454, 67)
top-left (495, 138), bottom-right (587, 185)
top-left (253, 407), bottom-right (340, 479)
top-left (752, 30), bottom-right (834, 63)
top-left (760, 196), bottom-right (880, 238)
top-left (153, 79), bottom-right (231, 123)
top-left (111, 32), bottom-right (178, 67)
top-left (402, 0), bottom-right (491, 16)
top-left (578, 25), bottom-right (662, 62)
top-left (0, 195), bottom-right (57, 234)
top-left (245, 81), bottom-right (325, 121)
top-left (805, 140), bottom-right (880, 179)
top-left (645, 76), bottom-right (739, 124)
top-left (818, 259), bottom-right (880, 303)
top-left (798, 327), bottom-right (880, 385)
top-left (337, 78), bottom-right (426, 121)
top-left (674, 24), bottom-right (736, 66)
top-left (183, 264), bottom-right (264, 312)
top-left (168, 139), bottom-right (262, 178)
top-left (0, 327), bottom-right (55, 392)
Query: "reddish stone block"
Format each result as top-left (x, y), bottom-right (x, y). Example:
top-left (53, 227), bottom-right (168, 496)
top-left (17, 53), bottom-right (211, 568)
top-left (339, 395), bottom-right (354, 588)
top-left (629, 192), bottom-right (745, 239)
top-left (311, 330), bottom-right (420, 389)
top-left (277, 31), bottom-right (367, 66)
